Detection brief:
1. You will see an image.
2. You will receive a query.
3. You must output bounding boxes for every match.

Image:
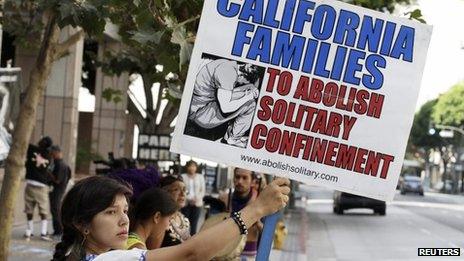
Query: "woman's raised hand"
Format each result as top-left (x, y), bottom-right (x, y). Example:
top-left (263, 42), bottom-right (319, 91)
top-left (252, 177), bottom-right (291, 217)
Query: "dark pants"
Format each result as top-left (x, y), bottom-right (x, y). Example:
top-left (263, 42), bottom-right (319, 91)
top-left (181, 205), bottom-right (202, 235)
top-left (49, 188), bottom-right (65, 235)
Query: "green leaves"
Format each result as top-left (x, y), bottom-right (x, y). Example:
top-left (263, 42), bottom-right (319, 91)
top-left (3, 0), bottom-right (46, 49)
top-left (163, 82), bottom-right (182, 106)
top-left (410, 99), bottom-right (442, 149)
top-left (405, 9), bottom-right (427, 24)
top-left (133, 0), bottom-right (142, 7)
top-left (166, 82), bottom-right (182, 99)
top-left (170, 25), bottom-right (193, 70)
top-left (56, 0), bottom-right (107, 35)
top-left (432, 83), bottom-right (464, 126)
top-left (4, 0), bottom-right (111, 49)
top-left (130, 29), bottom-right (165, 45)
top-left (102, 88), bottom-right (123, 104)
top-left (410, 83), bottom-right (464, 152)
top-left (98, 51), bottom-right (141, 76)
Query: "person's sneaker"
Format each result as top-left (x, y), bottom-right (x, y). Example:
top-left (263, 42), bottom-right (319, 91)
top-left (23, 234), bottom-right (31, 242)
top-left (40, 234), bottom-right (53, 241)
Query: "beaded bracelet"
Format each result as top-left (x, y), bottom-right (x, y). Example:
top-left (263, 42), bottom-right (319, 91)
top-left (231, 211), bottom-right (248, 235)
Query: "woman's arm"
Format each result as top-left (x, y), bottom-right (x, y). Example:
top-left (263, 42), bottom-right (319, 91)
top-left (146, 178), bottom-right (290, 261)
top-left (217, 88), bottom-right (254, 113)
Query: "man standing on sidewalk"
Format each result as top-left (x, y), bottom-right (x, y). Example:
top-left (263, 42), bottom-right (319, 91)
top-left (49, 145), bottom-right (71, 237)
top-left (219, 168), bottom-right (263, 260)
top-left (24, 136), bottom-right (54, 241)
top-left (181, 160), bottom-right (205, 235)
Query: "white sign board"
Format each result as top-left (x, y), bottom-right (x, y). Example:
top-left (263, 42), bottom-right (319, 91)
top-left (0, 68), bottom-right (21, 161)
top-left (171, 0), bottom-right (432, 201)
top-left (138, 134), bottom-right (179, 162)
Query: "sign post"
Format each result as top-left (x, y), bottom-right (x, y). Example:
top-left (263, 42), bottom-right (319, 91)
top-left (256, 211), bottom-right (281, 261)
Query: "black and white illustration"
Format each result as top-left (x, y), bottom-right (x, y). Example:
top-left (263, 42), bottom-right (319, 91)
top-left (0, 68), bottom-right (21, 163)
top-left (184, 54), bottom-right (265, 148)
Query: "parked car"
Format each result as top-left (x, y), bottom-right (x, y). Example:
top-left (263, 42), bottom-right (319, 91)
top-left (400, 176), bottom-right (424, 195)
top-left (333, 191), bottom-right (386, 215)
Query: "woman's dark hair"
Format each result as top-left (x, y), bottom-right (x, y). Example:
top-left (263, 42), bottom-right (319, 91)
top-left (52, 176), bottom-right (132, 261)
top-left (130, 188), bottom-right (178, 231)
top-left (159, 175), bottom-right (183, 188)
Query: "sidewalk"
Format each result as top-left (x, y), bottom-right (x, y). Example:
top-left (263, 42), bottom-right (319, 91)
top-left (9, 222), bottom-right (55, 261)
top-left (0, 170), bottom-right (46, 226)
top-left (270, 206), bottom-right (309, 261)
top-left (0, 169), bottom-right (56, 260)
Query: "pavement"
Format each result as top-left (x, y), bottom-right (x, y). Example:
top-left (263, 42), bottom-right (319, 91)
top-left (301, 185), bottom-right (464, 261)
top-left (9, 230), bottom-right (56, 261)
top-left (0, 170), bottom-right (57, 260)
top-left (270, 208), bottom-right (309, 261)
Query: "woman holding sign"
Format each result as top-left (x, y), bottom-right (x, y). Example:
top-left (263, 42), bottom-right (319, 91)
top-left (52, 175), bottom-right (290, 261)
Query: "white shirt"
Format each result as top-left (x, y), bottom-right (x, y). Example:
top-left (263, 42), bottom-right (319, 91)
top-left (182, 173), bottom-right (206, 207)
top-left (26, 179), bottom-right (47, 188)
top-left (89, 249), bottom-right (147, 261)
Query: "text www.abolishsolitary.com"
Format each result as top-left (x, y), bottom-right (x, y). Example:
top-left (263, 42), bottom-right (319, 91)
top-left (240, 154), bottom-right (339, 183)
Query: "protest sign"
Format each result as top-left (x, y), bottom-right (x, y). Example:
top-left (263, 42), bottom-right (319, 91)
top-left (0, 67), bottom-right (21, 162)
top-left (171, 0), bottom-right (432, 201)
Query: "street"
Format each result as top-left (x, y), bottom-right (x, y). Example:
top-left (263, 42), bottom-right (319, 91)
top-left (8, 185), bottom-right (464, 260)
top-left (300, 185), bottom-right (464, 261)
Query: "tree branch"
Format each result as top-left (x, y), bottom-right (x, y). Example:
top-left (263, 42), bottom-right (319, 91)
top-left (127, 97), bottom-right (145, 127)
top-left (152, 82), bottom-right (164, 122)
top-left (158, 101), bottom-right (179, 134)
top-left (141, 73), bottom-right (154, 113)
top-left (176, 15), bottom-right (201, 29)
top-left (54, 30), bottom-right (85, 60)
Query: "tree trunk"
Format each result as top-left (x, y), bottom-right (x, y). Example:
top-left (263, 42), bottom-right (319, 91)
top-left (0, 11), bottom-right (60, 260)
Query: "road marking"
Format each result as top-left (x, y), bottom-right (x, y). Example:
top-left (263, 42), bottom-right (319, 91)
top-left (306, 199), bottom-right (333, 204)
top-left (392, 201), bottom-right (464, 212)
